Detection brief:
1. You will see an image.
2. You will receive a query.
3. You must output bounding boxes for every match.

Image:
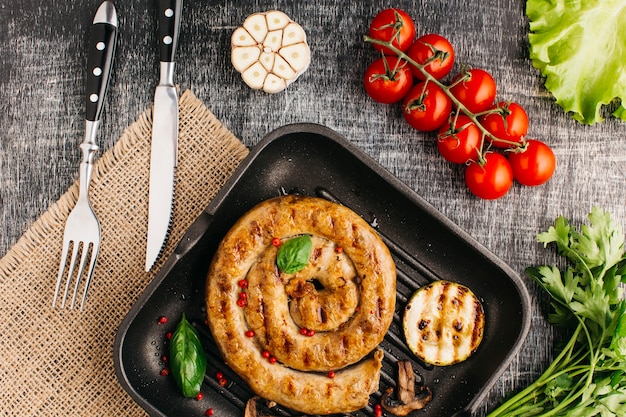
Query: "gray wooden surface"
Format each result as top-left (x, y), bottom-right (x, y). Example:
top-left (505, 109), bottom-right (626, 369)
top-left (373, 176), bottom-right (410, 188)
top-left (2, 1), bottom-right (625, 415)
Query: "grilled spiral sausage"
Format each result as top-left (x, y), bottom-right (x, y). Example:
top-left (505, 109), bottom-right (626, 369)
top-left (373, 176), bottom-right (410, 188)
top-left (206, 195), bottom-right (396, 414)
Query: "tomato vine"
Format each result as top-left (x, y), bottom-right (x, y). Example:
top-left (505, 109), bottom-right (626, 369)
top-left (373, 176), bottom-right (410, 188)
top-left (363, 8), bottom-right (556, 199)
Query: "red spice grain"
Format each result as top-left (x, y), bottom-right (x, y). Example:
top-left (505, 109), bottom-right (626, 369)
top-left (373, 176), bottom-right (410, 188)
top-left (269, 356), bottom-right (277, 364)
top-left (215, 371), bottom-right (224, 380)
top-left (238, 279), bottom-right (248, 289)
top-left (157, 316), bottom-right (168, 324)
top-left (160, 367), bottom-right (169, 376)
top-left (218, 378), bottom-right (228, 387)
top-left (271, 237), bottom-right (281, 247)
top-left (262, 350), bottom-right (271, 359)
top-left (245, 330), bottom-right (255, 337)
top-left (165, 331), bottom-right (173, 340)
top-left (161, 355), bottom-right (167, 363)
top-left (299, 328), bottom-right (315, 337)
top-left (196, 392), bottom-right (204, 401)
top-left (327, 370), bottom-right (336, 378)
top-left (335, 246), bottom-right (343, 254)
top-left (205, 408), bottom-right (214, 416)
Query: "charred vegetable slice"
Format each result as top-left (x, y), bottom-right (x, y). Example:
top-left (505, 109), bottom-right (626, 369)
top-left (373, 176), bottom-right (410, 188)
top-left (403, 280), bottom-right (485, 366)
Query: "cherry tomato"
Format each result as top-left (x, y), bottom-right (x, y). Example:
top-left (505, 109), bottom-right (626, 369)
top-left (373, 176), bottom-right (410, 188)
top-left (368, 8), bottom-right (416, 55)
top-left (507, 139), bottom-right (556, 186)
top-left (402, 81), bottom-right (453, 131)
top-left (449, 68), bottom-right (497, 114)
top-left (407, 33), bottom-right (455, 81)
top-left (480, 102), bottom-right (529, 148)
top-left (363, 57), bottom-right (413, 104)
top-left (437, 115), bottom-right (481, 164)
top-left (465, 152), bottom-right (513, 200)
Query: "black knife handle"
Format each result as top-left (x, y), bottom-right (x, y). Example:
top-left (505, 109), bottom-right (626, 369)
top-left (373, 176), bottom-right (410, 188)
top-left (157, 0), bottom-right (182, 63)
top-left (85, 2), bottom-right (117, 122)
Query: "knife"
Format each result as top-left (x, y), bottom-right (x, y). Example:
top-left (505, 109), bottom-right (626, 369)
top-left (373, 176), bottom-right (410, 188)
top-left (146, 0), bottom-right (182, 271)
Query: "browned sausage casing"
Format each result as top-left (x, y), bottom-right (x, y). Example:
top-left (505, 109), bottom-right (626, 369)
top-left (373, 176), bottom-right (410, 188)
top-left (206, 195), bottom-right (396, 414)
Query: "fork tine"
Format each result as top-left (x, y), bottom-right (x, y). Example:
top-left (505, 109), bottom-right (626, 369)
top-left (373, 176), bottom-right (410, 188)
top-left (70, 242), bottom-right (91, 309)
top-left (79, 242), bottom-right (100, 310)
top-left (61, 242), bottom-right (80, 308)
top-left (53, 241), bottom-right (71, 308)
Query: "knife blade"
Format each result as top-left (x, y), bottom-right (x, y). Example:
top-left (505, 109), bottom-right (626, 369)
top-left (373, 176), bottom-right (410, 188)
top-left (146, 0), bottom-right (183, 271)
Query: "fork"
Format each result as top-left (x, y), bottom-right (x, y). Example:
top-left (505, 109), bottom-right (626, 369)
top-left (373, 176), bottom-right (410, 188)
top-left (53, 1), bottom-right (118, 310)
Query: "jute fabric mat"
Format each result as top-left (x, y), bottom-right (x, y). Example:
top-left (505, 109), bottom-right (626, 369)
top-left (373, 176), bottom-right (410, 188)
top-left (0, 89), bottom-right (249, 416)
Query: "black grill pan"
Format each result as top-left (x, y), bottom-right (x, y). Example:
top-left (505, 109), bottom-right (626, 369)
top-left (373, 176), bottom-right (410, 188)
top-left (114, 123), bottom-right (531, 417)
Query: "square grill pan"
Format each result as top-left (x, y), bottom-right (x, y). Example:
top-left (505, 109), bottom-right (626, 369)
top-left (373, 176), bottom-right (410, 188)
top-left (114, 123), bottom-right (531, 417)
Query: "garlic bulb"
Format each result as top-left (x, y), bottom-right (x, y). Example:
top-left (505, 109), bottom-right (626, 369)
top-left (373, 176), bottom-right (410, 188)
top-left (231, 10), bottom-right (311, 93)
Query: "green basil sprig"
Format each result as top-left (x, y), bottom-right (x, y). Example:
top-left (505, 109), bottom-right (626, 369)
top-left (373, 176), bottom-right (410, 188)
top-left (277, 234), bottom-right (312, 274)
top-left (169, 313), bottom-right (207, 397)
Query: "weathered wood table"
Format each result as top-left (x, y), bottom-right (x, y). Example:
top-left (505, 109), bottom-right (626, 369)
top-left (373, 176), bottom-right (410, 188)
top-left (1, 1), bottom-right (625, 415)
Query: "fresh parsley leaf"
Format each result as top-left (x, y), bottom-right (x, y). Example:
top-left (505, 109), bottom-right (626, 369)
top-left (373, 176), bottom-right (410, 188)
top-left (487, 207), bottom-right (626, 417)
top-left (580, 206), bottom-right (625, 270)
top-left (610, 302), bottom-right (626, 359)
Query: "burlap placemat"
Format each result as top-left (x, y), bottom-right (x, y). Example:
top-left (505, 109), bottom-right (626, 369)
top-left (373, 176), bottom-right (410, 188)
top-left (0, 89), bottom-right (249, 416)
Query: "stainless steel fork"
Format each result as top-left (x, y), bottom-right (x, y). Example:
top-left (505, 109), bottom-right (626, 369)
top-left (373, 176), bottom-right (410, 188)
top-left (53, 1), bottom-right (118, 310)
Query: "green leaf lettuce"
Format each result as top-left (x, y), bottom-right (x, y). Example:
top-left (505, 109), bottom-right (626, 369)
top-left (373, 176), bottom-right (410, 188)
top-left (527, 0), bottom-right (626, 124)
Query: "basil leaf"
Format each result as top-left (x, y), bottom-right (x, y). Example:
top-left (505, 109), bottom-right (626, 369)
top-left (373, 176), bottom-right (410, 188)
top-left (277, 234), bottom-right (312, 274)
top-left (169, 313), bottom-right (207, 397)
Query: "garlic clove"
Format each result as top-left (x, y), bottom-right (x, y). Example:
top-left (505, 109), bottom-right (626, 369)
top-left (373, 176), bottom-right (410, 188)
top-left (263, 30), bottom-right (283, 53)
top-left (231, 27), bottom-right (257, 47)
top-left (263, 73), bottom-right (287, 94)
top-left (259, 51), bottom-right (275, 72)
top-left (265, 10), bottom-right (290, 31)
top-left (279, 43), bottom-right (310, 73)
top-left (272, 54), bottom-right (296, 81)
top-left (231, 46), bottom-right (261, 72)
top-left (282, 22), bottom-right (306, 46)
top-left (243, 13), bottom-right (268, 43)
top-left (241, 62), bottom-right (268, 90)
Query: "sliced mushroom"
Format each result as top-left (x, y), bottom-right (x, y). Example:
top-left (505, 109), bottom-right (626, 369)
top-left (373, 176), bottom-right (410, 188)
top-left (381, 361), bottom-right (432, 416)
top-left (244, 396), bottom-right (299, 417)
top-left (244, 396), bottom-right (273, 417)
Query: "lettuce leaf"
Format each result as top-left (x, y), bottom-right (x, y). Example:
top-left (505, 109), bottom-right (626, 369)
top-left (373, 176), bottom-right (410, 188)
top-left (526, 0), bottom-right (626, 124)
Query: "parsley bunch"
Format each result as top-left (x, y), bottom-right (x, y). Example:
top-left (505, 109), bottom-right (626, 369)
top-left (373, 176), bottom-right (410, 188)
top-left (487, 207), bottom-right (626, 417)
